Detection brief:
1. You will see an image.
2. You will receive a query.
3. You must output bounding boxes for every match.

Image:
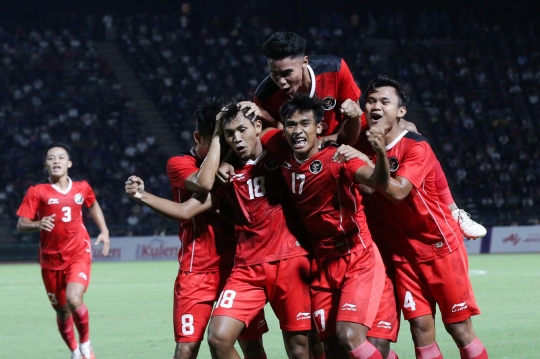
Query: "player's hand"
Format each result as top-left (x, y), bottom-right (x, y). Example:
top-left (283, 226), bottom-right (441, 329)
top-left (214, 107), bottom-right (228, 137)
top-left (339, 99), bottom-right (362, 119)
top-left (238, 101), bottom-right (261, 119)
top-left (39, 214), bottom-right (55, 232)
top-left (125, 175), bottom-right (145, 200)
top-left (333, 145), bottom-right (374, 167)
top-left (217, 162), bottom-right (235, 182)
top-left (366, 123), bottom-right (386, 155)
top-left (399, 118), bottom-right (419, 134)
top-left (94, 231), bottom-right (110, 256)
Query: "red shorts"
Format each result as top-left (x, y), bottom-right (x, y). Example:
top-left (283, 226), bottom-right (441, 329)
top-left (212, 256), bottom-right (312, 332)
top-left (395, 242), bottom-right (481, 324)
top-left (310, 245), bottom-right (385, 341)
top-left (367, 267), bottom-right (400, 342)
top-left (41, 253), bottom-right (91, 308)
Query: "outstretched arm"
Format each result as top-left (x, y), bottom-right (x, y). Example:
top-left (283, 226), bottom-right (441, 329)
top-left (89, 201), bottom-right (110, 256)
top-left (125, 176), bottom-right (213, 221)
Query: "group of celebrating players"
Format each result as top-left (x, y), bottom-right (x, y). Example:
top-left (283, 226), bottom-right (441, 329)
top-left (17, 31), bottom-right (489, 359)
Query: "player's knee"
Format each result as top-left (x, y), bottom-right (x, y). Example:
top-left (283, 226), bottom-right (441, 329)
top-left (54, 305), bottom-right (71, 320)
top-left (66, 293), bottom-right (83, 309)
top-left (367, 337), bottom-right (390, 358)
top-left (284, 332), bottom-right (309, 359)
top-left (174, 342), bottom-right (200, 359)
top-left (444, 319), bottom-right (475, 347)
top-left (335, 324), bottom-right (366, 351)
top-left (207, 329), bottom-right (235, 354)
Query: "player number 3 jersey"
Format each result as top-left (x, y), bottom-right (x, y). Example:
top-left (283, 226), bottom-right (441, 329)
top-left (17, 178), bottom-right (96, 270)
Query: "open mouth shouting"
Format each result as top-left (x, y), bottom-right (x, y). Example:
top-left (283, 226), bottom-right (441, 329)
top-left (291, 135), bottom-right (307, 149)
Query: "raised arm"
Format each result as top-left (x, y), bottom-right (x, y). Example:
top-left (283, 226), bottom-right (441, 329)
top-left (88, 201), bottom-right (110, 256)
top-left (335, 99), bottom-right (362, 145)
top-left (125, 176), bottom-right (213, 221)
top-left (185, 114), bottom-right (224, 193)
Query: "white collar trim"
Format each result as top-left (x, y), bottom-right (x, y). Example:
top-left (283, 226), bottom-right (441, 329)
top-left (49, 177), bottom-right (73, 195)
top-left (307, 64), bottom-right (316, 98)
top-left (241, 150), bottom-right (267, 166)
top-left (386, 130), bottom-right (408, 150)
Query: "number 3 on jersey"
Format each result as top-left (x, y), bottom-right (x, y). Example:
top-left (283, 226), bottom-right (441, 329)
top-left (247, 177), bottom-right (266, 199)
top-left (61, 206), bottom-right (71, 222)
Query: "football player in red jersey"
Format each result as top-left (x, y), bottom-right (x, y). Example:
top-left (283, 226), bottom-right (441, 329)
top-left (253, 31), bottom-right (362, 146)
top-left (16, 143), bottom-right (110, 359)
top-left (260, 94), bottom-right (411, 359)
top-left (336, 76), bottom-right (488, 359)
top-left (125, 99), bottom-right (267, 359)
top-left (204, 103), bottom-right (312, 359)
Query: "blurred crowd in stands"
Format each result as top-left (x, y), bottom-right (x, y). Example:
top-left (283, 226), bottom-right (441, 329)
top-left (1, 8), bottom-right (539, 244)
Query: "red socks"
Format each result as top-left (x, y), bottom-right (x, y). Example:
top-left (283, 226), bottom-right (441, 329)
top-left (415, 342), bottom-right (443, 359)
top-left (459, 338), bottom-right (488, 359)
top-left (386, 350), bottom-right (399, 359)
top-left (56, 315), bottom-right (78, 351)
top-left (72, 304), bottom-right (90, 343)
top-left (349, 340), bottom-right (383, 359)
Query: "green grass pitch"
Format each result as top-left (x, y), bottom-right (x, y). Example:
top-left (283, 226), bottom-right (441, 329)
top-left (1, 253), bottom-right (539, 358)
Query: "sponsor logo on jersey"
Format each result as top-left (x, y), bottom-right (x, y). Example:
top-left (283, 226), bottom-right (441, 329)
top-left (389, 157), bottom-right (399, 172)
top-left (342, 303), bottom-right (357, 311)
top-left (264, 157), bottom-right (279, 170)
top-left (310, 160), bottom-right (323, 174)
top-left (48, 198), bottom-right (59, 204)
top-left (377, 321), bottom-right (392, 329)
top-left (296, 312), bottom-right (311, 320)
top-left (231, 173), bottom-right (245, 180)
top-left (282, 161), bottom-right (292, 169)
top-left (451, 302), bottom-right (468, 312)
top-left (74, 193), bottom-right (84, 204)
top-left (322, 96), bottom-right (337, 110)
top-left (78, 272), bottom-right (88, 281)
top-left (434, 241), bottom-right (444, 248)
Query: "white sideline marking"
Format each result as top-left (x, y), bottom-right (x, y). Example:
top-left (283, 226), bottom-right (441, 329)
top-left (469, 269), bottom-right (487, 276)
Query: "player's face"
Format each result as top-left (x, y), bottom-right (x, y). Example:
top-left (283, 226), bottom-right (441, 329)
top-left (365, 86), bottom-right (407, 131)
top-left (284, 110), bottom-right (322, 160)
top-left (223, 114), bottom-right (263, 161)
top-left (267, 56), bottom-right (308, 97)
top-left (44, 147), bottom-right (72, 178)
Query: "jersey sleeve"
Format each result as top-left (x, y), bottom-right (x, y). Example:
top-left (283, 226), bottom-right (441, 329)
top-left (166, 156), bottom-right (198, 190)
top-left (360, 113), bottom-right (369, 132)
top-left (261, 129), bottom-right (290, 162)
top-left (337, 59), bottom-right (361, 103)
top-left (16, 186), bottom-right (40, 219)
top-left (395, 142), bottom-right (435, 188)
top-left (340, 156), bottom-right (368, 183)
top-left (83, 181), bottom-right (97, 208)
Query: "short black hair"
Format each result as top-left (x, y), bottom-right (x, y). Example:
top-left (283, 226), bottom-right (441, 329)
top-left (44, 143), bottom-right (70, 159)
top-left (195, 98), bottom-right (223, 137)
top-left (220, 102), bottom-right (257, 127)
top-left (279, 94), bottom-right (325, 124)
top-left (366, 75), bottom-right (410, 107)
top-left (262, 31), bottom-right (306, 60)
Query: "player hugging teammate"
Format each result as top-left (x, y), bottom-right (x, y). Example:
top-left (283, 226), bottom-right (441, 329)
top-left (122, 31), bottom-right (489, 359)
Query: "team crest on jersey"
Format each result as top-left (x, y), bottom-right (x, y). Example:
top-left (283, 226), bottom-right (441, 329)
top-left (264, 157), bottom-right (279, 170)
top-left (74, 193), bottom-right (84, 204)
top-left (389, 157), bottom-right (399, 172)
top-left (322, 96), bottom-right (337, 110)
top-left (309, 160), bottom-right (323, 174)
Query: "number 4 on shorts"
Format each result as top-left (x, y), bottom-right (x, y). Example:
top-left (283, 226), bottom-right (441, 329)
top-left (403, 290), bottom-right (416, 311)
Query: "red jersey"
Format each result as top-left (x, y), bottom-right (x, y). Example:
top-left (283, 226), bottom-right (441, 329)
top-left (262, 129), bottom-right (373, 258)
top-left (367, 130), bottom-right (462, 263)
top-left (167, 150), bottom-right (236, 272)
top-left (220, 150), bottom-right (308, 266)
top-left (255, 55), bottom-right (361, 136)
top-left (16, 178), bottom-right (95, 270)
